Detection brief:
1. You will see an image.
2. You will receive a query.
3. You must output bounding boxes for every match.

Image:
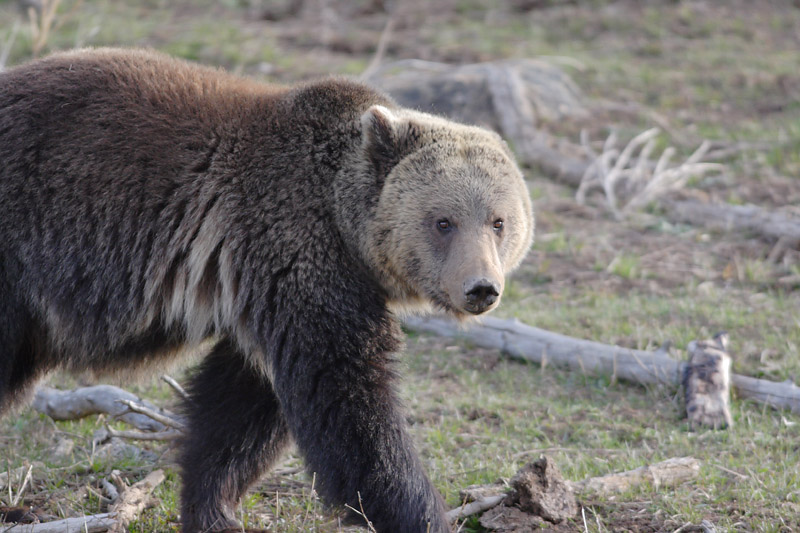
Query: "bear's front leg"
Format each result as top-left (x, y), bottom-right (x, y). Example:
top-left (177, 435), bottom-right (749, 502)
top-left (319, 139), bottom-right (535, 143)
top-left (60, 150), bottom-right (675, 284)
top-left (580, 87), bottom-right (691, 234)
top-left (268, 305), bottom-right (450, 533)
top-left (180, 339), bottom-right (291, 533)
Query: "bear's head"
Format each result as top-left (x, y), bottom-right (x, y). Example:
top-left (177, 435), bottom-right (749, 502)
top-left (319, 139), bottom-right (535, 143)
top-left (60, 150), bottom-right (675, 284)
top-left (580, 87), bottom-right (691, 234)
top-left (339, 104), bottom-right (534, 320)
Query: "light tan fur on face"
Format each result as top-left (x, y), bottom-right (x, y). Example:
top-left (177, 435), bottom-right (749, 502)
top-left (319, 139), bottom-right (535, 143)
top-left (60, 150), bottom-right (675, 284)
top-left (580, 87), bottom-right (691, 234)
top-left (357, 106), bottom-right (534, 319)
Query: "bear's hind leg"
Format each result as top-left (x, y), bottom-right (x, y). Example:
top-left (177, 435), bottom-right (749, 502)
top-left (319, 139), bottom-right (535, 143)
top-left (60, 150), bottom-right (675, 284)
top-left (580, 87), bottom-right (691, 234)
top-left (180, 339), bottom-right (290, 533)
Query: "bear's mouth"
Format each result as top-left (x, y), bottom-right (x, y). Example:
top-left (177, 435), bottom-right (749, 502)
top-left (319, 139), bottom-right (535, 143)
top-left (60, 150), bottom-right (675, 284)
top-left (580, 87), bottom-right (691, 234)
top-left (429, 290), bottom-right (499, 321)
top-left (463, 301), bottom-right (496, 315)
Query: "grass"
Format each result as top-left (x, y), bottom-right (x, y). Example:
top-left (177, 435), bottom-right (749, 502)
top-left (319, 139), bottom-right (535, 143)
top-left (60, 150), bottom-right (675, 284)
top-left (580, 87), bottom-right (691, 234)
top-left (1, 0), bottom-right (799, 531)
top-left (500, 281), bottom-right (800, 381)
top-left (407, 334), bottom-right (800, 531)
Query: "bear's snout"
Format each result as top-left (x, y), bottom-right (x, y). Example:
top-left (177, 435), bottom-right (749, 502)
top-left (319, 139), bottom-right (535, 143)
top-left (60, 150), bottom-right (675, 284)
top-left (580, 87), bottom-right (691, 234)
top-left (463, 277), bottom-right (501, 314)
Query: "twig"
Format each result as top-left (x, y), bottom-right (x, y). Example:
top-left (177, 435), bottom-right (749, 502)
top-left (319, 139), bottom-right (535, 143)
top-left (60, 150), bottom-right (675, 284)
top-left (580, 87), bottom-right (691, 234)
top-left (160, 375), bottom-right (191, 403)
top-left (712, 464), bottom-right (748, 480)
top-left (344, 491), bottom-right (376, 533)
top-left (101, 477), bottom-right (120, 504)
top-left (10, 464), bottom-right (33, 506)
top-left (33, 385), bottom-right (174, 432)
top-left (446, 494), bottom-right (505, 523)
top-left (360, 15), bottom-right (395, 80)
top-left (115, 399), bottom-right (184, 430)
top-left (105, 427), bottom-right (182, 441)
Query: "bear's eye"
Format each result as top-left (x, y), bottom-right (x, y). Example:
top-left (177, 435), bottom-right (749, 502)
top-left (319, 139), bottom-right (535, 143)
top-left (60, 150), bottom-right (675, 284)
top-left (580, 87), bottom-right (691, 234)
top-left (493, 219), bottom-right (504, 231)
top-left (437, 219), bottom-right (451, 231)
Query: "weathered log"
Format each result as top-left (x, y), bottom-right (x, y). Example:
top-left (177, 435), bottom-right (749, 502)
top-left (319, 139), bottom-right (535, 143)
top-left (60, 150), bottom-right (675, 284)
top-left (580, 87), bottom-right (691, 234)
top-left (0, 513), bottom-right (116, 533)
top-left (571, 456), bottom-right (700, 495)
top-left (663, 199), bottom-right (800, 245)
top-left (32, 385), bottom-right (182, 432)
top-left (683, 334), bottom-right (733, 430)
top-left (404, 316), bottom-right (800, 414)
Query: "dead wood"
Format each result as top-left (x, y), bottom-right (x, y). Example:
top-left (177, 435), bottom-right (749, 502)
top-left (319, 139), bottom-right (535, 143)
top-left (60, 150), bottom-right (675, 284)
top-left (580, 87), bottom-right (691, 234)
top-left (683, 333), bottom-right (733, 430)
top-left (404, 316), bottom-right (800, 414)
top-left (448, 456), bottom-right (699, 523)
top-left (32, 385), bottom-right (180, 432)
top-left (479, 505), bottom-right (547, 531)
top-left (33, 384), bottom-right (186, 437)
top-left (446, 494), bottom-right (505, 523)
top-left (570, 456), bottom-right (700, 495)
top-left (108, 469), bottom-right (165, 533)
top-left (0, 513), bottom-right (116, 533)
top-left (114, 399), bottom-right (184, 430)
top-left (104, 427), bottom-right (182, 441)
top-left (663, 199), bottom-right (800, 246)
top-left (0, 463), bottom-right (42, 495)
top-left (160, 374), bottom-right (191, 403)
top-left (576, 128), bottom-right (724, 219)
top-left (0, 470), bottom-right (164, 532)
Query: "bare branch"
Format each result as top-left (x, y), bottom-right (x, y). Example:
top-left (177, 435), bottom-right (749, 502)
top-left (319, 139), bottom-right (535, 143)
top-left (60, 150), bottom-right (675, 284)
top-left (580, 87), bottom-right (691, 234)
top-left (360, 15), bottom-right (395, 80)
top-left (10, 464), bottom-right (33, 506)
top-left (160, 374), bottom-right (191, 403)
top-left (576, 128), bottom-right (724, 217)
top-left (447, 494), bottom-right (505, 523)
top-left (105, 427), bottom-right (182, 441)
top-left (115, 399), bottom-right (184, 430)
top-left (100, 477), bottom-right (120, 505)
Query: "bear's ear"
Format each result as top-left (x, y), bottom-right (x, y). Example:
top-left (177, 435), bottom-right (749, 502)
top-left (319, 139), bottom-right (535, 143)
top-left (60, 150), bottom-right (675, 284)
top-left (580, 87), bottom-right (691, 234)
top-left (361, 105), bottom-right (403, 181)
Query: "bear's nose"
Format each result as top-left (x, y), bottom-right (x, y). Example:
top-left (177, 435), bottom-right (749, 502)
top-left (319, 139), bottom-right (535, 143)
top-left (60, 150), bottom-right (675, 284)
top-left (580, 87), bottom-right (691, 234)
top-left (464, 278), bottom-right (500, 314)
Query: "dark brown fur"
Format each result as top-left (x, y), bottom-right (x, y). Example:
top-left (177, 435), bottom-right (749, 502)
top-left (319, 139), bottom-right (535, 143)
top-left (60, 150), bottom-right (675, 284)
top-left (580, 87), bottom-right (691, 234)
top-left (0, 48), bottom-right (533, 532)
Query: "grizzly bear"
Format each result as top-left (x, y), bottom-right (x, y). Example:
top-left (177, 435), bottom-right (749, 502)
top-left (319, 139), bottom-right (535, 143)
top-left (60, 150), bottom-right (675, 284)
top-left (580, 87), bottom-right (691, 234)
top-left (0, 48), bottom-right (533, 532)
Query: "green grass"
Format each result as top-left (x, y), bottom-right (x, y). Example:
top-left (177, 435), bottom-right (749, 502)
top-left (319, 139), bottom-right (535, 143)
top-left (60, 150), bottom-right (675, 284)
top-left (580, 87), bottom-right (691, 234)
top-left (499, 281), bottom-right (800, 381)
top-left (403, 334), bottom-right (800, 531)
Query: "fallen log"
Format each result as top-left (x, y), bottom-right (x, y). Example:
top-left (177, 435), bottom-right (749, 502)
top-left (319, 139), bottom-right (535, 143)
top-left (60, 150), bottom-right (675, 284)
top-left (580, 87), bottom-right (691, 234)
top-left (663, 199), bottom-right (800, 246)
top-left (0, 513), bottom-right (116, 533)
top-left (32, 385), bottom-right (183, 432)
top-left (683, 334), bottom-right (733, 430)
top-left (404, 316), bottom-right (800, 414)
